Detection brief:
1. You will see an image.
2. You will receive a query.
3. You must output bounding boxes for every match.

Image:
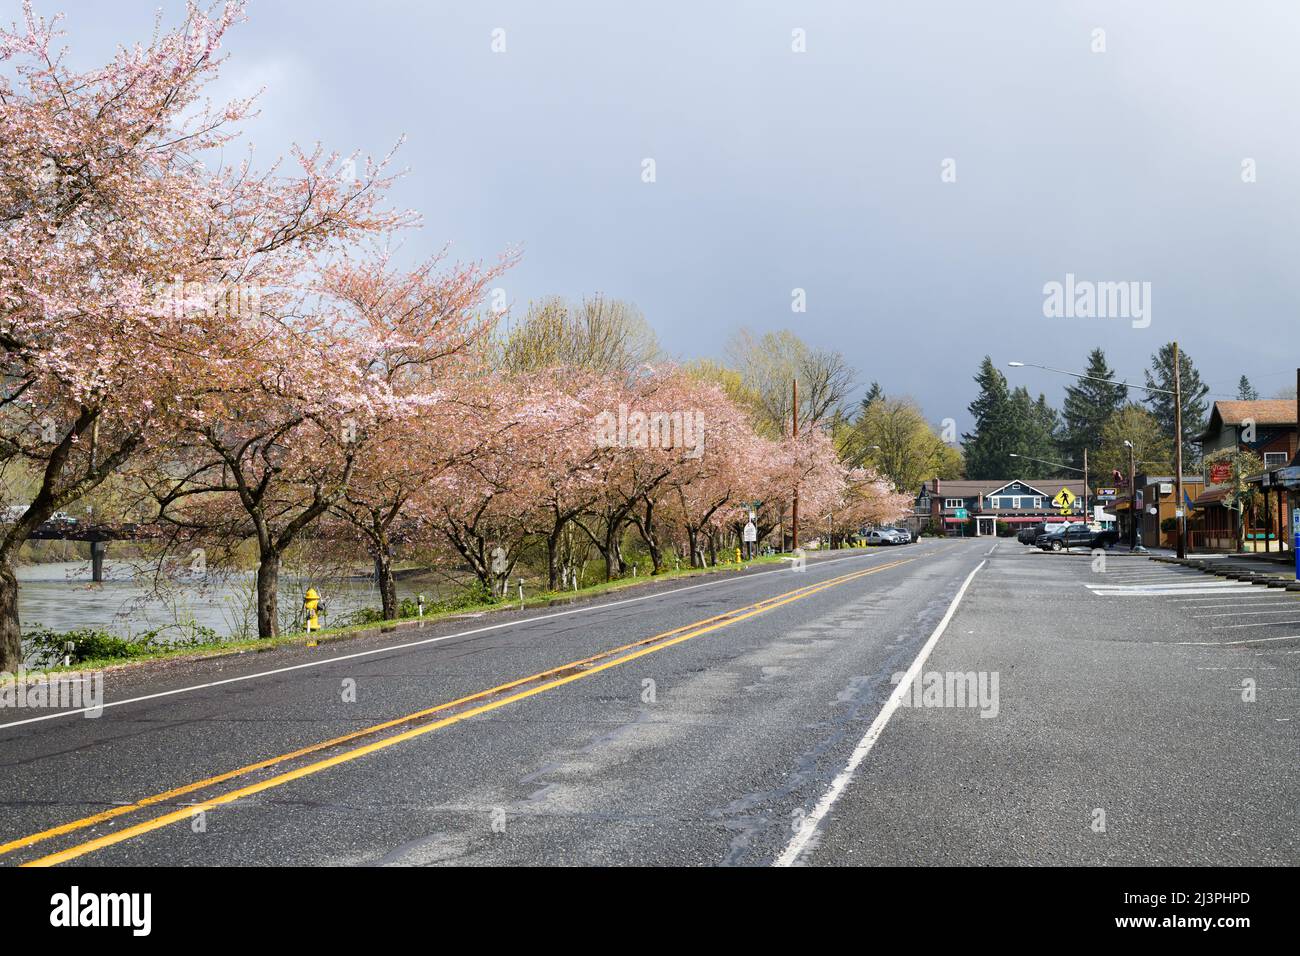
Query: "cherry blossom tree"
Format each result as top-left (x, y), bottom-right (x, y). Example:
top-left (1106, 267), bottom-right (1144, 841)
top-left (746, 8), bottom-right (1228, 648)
top-left (1, 1), bottom-right (409, 660)
top-left (322, 249), bottom-right (513, 617)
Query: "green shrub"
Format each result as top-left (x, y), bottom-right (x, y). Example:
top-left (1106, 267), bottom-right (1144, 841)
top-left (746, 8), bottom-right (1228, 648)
top-left (22, 624), bottom-right (216, 667)
top-left (341, 585), bottom-right (498, 628)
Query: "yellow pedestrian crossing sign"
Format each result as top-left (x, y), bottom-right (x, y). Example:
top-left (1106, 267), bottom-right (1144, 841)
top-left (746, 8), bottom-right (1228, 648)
top-left (1052, 487), bottom-right (1076, 513)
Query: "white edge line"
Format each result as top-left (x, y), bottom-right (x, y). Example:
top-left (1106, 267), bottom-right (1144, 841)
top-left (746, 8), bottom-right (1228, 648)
top-left (0, 545), bottom-right (913, 730)
top-left (773, 557), bottom-right (986, 867)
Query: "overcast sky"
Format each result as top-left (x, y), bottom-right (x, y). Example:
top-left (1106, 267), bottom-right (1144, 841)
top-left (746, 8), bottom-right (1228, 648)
top-left (34, 0), bottom-right (1300, 430)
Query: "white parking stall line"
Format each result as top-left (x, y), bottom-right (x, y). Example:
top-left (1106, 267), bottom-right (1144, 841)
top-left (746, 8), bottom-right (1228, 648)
top-left (1199, 609), bottom-right (1300, 617)
top-left (1212, 619), bottom-right (1300, 630)
top-left (1168, 593), bottom-right (1288, 603)
top-left (1085, 581), bottom-right (1244, 590)
top-left (1179, 603), bottom-right (1295, 609)
top-left (1174, 635), bottom-right (1300, 646)
top-left (1087, 582), bottom-right (1258, 593)
top-left (1090, 587), bottom-right (1262, 597)
top-left (1096, 575), bottom-right (1204, 583)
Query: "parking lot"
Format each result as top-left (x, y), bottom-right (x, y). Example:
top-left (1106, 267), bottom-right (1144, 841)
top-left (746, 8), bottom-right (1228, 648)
top-left (805, 543), bottom-right (1299, 865)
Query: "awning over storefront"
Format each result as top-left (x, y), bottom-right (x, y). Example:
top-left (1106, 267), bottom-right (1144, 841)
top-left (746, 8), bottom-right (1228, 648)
top-left (944, 515), bottom-right (1053, 524)
top-left (1192, 485), bottom-right (1231, 508)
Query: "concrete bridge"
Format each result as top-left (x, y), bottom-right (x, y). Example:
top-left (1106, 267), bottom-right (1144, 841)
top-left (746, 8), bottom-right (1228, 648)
top-left (22, 521), bottom-right (151, 582)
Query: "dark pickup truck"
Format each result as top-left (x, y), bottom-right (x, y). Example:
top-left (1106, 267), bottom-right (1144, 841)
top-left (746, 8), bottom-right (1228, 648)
top-left (1037, 525), bottom-right (1119, 551)
top-left (1018, 521), bottom-right (1071, 545)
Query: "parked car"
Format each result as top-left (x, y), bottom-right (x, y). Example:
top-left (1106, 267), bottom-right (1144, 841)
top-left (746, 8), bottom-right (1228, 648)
top-left (1024, 521), bottom-right (1076, 546)
top-left (865, 528), bottom-right (902, 546)
top-left (1037, 524), bottom-right (1119, 551)
top-left (885, 527), bottom-right (912, 544)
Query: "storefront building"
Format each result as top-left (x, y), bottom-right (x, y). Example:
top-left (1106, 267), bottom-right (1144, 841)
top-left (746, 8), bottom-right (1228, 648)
top-left (914, 478), bottom-right (1092, 537)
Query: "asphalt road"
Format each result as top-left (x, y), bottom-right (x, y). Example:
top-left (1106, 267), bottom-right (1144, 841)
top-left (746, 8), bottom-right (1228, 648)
top-left (0, 537), bottom-right (1294, 867)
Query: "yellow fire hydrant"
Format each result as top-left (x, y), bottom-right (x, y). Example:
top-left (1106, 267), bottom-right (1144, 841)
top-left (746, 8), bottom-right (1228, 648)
top-left (304, 587), bottom-right (321, 634)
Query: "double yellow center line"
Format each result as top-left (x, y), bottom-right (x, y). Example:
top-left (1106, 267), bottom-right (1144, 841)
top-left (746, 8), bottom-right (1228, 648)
top-left (8, 554), bottom-right (917, 866)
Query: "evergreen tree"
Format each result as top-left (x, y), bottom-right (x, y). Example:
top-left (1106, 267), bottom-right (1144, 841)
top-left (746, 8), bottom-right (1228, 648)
top-left (962, 357), bottom-right (1017, 479)
top-left (1236, 375), bottom-right (1259, 401)
top-left (1143, 342), bottom-right (1210, 470)
top-left (859, 380), bottom-right (884, 415)
top-left (1061, 348), bottom-right (1127, 468)
top-left (1031, 393), bottom-right (1064, 473)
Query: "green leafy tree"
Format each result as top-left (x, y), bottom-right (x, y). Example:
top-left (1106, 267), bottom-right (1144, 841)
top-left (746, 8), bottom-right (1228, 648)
top-left (1236, 375), bottom-right (1259, 401)
top-left (725, 328), bottom-right (857, 438)
top-left (847, 396), bottom-right (965, 492)
top-left (1143, 343), bottom-right (1210, 470)
top-left (1093, 404), bottom-right (1173, 479)
top-left (1203, 447), bottom-right (1265, 552)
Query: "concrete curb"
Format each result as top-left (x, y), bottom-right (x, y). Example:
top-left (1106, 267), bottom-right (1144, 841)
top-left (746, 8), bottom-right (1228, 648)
top-left (1148, 554), bottom-right (1299, 591)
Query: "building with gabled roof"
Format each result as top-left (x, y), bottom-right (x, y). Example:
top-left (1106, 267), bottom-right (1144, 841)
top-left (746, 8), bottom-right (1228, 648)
top-left (914, 477), bottom-right (1093, 537)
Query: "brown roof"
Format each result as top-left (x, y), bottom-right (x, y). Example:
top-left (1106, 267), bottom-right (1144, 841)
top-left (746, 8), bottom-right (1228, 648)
top-left (1209, 400), bottom-right (1297, 427)
top-left (1196, 399), bottom-right (1297, 443)
top-left (925, 478), bottom-right (1090, 496)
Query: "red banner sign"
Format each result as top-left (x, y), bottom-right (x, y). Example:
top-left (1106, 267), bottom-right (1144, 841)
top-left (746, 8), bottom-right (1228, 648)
top-left (1209, 462), bottom-right (1232, 484)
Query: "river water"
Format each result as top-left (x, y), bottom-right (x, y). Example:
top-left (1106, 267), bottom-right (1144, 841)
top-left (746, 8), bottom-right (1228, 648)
top-left (15, 560), bottom-right (424, 641)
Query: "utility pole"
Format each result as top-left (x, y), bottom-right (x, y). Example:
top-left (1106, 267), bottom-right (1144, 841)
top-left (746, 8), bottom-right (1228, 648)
top-left (1174, 341), bottom-right (1186, 558)
top-left (1083, 447), bottom-right (1089, 524)
top-left (791, 377), bottom-right (799, 551)
top-left (1126, 440), bottom-right (1137, 549)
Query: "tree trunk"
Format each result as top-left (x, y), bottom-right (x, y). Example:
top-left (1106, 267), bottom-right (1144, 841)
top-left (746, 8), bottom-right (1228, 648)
top-left (0, 558), bottom-right (22, 672)
top-left (635, 500), bottom-right (665, 574)
top-left (374, 552), bottom-right (397, 619)
top-left (256, 552), bottom-right (280, 638)
top-left (685, 528), bottom-right (701, 567)
top-left (547, 528), bottom-right (563, 590)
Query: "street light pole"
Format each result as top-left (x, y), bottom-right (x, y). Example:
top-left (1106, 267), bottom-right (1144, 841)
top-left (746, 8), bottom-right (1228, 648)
top-left (1174, 341), bottom-right (1185, 558)
top-left (1124, 439), bottom-right (1147, 552)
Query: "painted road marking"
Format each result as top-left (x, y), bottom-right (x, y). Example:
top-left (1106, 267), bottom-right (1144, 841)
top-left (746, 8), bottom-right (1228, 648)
top-left (1086, 581), bottom-right (1243, 591)
top-left (0, 557), bottom-right (915, 860)
top-left (1174, 635), bottom-right (1300, 646)
top-left (1199, 609), bottom-right (1300, 617)
top-left (773, 559), bottom-right (986, 867)
top-left (1173, 597), bottom-right (1295, 606)
top-left (1089, 587), bottom-right (1260, 597)
top-left (0, 544), bottom-right (922, 731)
top-left (1212, 620), bottom-right (1300, 629)
top-left (13, 554), bottom-right (939, 866)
